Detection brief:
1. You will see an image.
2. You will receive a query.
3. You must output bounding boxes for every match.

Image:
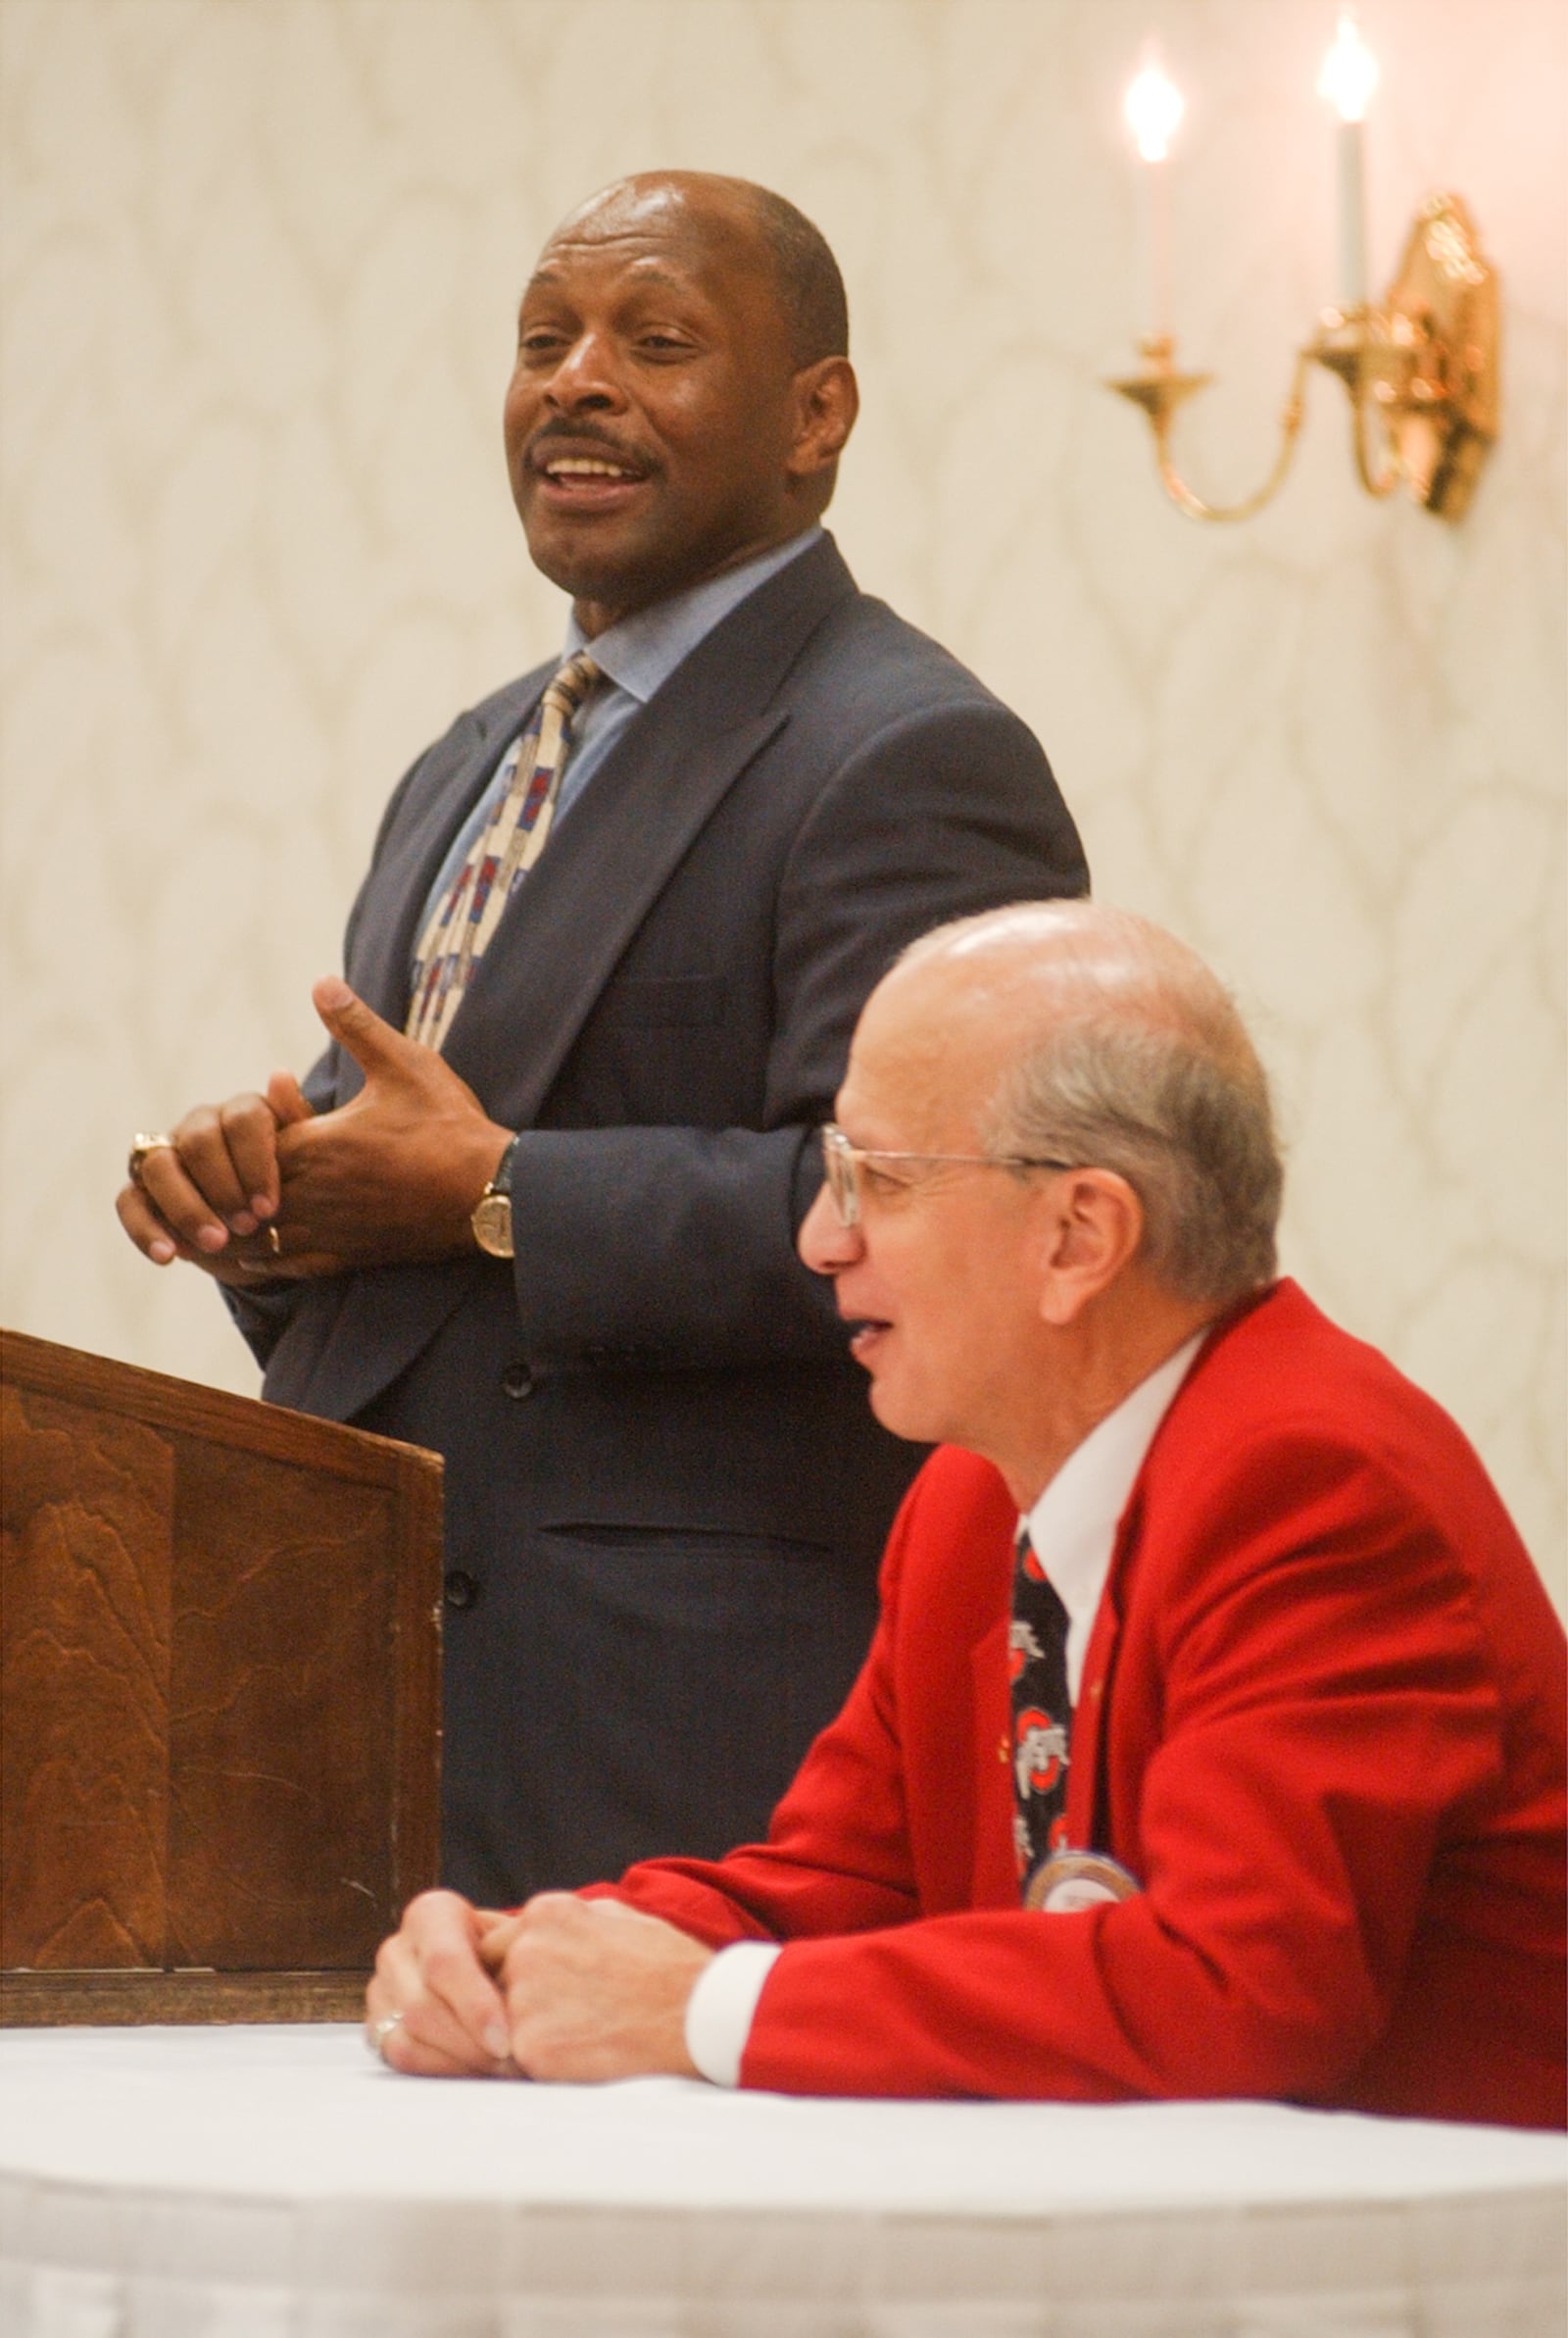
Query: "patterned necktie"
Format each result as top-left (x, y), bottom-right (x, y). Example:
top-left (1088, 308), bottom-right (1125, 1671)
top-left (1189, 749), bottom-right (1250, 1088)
top-left (406, 651), bottom-right (600, 1050)
top-left (1009, 1524), bottom-right (1073, 1894)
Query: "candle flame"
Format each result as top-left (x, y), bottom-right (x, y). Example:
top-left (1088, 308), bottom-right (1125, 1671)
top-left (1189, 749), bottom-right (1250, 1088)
top-left (1124, 46), bottom-right (1185, 164)
top-left (1318, 7), bottom-right (1378, 124)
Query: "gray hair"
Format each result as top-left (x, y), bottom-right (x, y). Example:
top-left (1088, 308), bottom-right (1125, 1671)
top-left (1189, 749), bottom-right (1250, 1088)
top-left (908, 905), bottom-right (1283, 1308)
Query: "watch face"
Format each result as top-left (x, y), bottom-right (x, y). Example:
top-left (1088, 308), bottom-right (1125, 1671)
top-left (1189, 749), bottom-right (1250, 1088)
top-left (471, 1192), bottom-right (514, 1259)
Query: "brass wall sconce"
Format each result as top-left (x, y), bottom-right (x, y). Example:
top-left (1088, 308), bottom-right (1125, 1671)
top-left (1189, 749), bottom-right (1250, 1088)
top-left (1109, 15), bottom-right (1499, 523)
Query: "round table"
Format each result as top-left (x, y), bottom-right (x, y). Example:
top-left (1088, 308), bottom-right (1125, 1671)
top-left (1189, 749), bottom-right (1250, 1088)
top-left (2, 2024), bottom-right (1563, 2335)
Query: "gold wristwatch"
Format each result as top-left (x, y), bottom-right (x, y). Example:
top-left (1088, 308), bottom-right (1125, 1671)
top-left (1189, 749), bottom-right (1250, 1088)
top-left (471, 1134), bottom-right (519, 1259)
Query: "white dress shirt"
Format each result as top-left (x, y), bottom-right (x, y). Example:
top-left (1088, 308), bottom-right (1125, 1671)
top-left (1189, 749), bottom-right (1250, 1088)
top-left (683, 1329), bottom-right (1207, 2086)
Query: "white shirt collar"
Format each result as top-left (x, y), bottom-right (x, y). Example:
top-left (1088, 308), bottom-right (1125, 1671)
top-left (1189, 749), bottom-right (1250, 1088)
top-left (563, 526), bottom-right (821, 703)
top-left (1022, 1329), bottom-right (1206, 1702)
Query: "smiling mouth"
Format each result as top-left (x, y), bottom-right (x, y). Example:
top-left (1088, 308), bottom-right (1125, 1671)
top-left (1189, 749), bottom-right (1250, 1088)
top-left (846, 1318), bottom-right (891, 1365)
top-left (527, 431), bottom-right (653, 497)
top-left (540, 455), bottom-right (644, 483)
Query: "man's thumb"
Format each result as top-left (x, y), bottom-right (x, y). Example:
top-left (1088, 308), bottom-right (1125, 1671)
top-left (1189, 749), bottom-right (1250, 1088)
top-left (313, 976), bottom-right (413, 1079)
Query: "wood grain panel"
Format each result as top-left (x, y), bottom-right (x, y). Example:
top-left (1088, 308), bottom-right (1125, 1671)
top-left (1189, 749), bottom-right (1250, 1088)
top-left (1, 1385), bottom-right (172, 1965)
top-left (167, 1444), bottom-right (402, 1968)
top-left (2, 1329), bottom-right (442, 2020)
top-left (0, 1968), bottom-right (368, 2023)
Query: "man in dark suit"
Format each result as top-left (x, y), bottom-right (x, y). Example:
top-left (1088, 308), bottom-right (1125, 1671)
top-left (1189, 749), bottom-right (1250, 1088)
top-left (116, 172), bottom-right (1087, 1905)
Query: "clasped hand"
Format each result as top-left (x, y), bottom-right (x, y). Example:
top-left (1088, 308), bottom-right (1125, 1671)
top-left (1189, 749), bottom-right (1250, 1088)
top-left (366, 1889), bottom-right (712, 2082)
top-left (115, 978), bottom-right (512, 1280)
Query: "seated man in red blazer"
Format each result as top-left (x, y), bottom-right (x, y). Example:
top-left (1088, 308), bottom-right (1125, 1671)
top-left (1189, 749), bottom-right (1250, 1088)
top-left (367, 902), bottom-right (1567, 2128)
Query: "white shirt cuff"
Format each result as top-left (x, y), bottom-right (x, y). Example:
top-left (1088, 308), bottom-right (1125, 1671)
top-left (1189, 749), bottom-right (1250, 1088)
top-left (683, 1942), bottom-right (781, 2087)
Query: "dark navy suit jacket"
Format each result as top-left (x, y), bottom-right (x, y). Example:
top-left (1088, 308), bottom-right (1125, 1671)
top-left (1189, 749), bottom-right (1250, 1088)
top-left (230, 534), bottom-right (1088, 1902)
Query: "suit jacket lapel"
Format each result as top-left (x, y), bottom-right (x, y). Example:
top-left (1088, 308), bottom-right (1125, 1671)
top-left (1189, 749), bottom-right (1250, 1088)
top-left (970, 1615), bottom-right (1019, 1904)
top-left (442, 534), bottom-right (858, 1116)
top-left (1062, 1318), bottom-right (1237, 1858)
top-left (347, 670), bottom-right (551, 1045)
top-left (264, 682), bottom-right (551, 1418)
top-left (1065, 1517), bottom-right (1130, 1853)
top-left (442, 704), bottom-right (786, 1115)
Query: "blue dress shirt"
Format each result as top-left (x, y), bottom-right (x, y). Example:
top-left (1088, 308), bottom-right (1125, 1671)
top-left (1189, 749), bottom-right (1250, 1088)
top-left (417, 528), bottom-right (823, 944)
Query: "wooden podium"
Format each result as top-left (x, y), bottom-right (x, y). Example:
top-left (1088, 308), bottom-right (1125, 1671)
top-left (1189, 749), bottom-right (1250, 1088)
top-left (1, 1328), bottom-right (442, 2024)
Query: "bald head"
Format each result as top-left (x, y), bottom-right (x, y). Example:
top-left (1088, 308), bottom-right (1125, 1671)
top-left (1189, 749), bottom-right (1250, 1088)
top-left (873, 904), bottom-right (1283, 1307)
top-left (508, 170), bottom-right (858, 629)
top-left (545, 172), bottom-right (849, 368)
top-left (888, 902), bottom-right (1262, 1082)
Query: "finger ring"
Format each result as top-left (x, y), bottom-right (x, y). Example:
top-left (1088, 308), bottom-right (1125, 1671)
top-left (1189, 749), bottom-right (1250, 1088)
top-left (368, 2010), bottom-right (405, 2061)
top-left (266, 1223), bottom-right (282, 1258)
top-left (127, 1133), bottom-right (174, 1185)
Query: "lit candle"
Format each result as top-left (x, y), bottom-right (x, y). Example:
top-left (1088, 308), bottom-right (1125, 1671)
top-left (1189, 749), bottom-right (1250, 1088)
top-left (1123, 45), bottom-right (1185, 342)
top-left (1317, 7), bottom-right (1378, 310)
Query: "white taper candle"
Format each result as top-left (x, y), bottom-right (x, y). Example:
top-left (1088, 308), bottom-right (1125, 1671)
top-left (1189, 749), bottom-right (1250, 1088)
top-left (1124, 47), bottom-right (1185, 342)
top-left (1336, 119), bottom-right (1368, 307)
top-left (1318, 9), bottom-right (1378, 312)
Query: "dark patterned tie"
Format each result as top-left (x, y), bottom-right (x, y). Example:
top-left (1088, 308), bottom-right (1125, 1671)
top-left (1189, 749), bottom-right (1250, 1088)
top-left (406, 651), bottom-right (600, 1050)
top-left (1009, 1524), bottom-right (1073, 1894)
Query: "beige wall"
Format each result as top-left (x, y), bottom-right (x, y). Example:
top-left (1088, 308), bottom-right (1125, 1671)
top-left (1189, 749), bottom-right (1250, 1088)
top-left (2, 0), bottom-right (1562, 1600)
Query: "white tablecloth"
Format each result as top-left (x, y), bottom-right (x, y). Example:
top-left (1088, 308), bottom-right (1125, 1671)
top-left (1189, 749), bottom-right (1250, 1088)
top-left (1, 2024), bottom-right (1563, 2336)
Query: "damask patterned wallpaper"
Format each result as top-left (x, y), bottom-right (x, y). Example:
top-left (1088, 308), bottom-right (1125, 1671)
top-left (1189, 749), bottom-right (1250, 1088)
top-left (2, 0), bottom-right (1562, 1599)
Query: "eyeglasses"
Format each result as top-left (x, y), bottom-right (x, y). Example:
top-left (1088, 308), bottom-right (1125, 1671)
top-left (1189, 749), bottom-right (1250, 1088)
top-left (819, 1122), bottom-right (1073, 1229)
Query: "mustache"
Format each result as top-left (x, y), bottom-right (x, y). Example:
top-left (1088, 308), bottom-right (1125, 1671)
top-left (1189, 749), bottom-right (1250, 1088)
top-left (525, 418), bottom-right (655, 473)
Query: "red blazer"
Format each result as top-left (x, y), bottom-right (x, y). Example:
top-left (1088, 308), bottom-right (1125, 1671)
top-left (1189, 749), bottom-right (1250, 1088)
top-left (608, 1282), bottom-right (1567, 2124)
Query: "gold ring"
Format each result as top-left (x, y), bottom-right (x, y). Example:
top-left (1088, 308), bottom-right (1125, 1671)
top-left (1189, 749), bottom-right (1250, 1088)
top-left (267, 1223), bottom-right (282, 1258)
top-left (127, 1133), bottom-right (174, 1185)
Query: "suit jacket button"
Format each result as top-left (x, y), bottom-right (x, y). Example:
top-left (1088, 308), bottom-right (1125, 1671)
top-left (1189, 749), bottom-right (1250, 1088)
top-left (502, 1363), bottom-right (535, 1401)
top-left (443, 1569), bottom-right (479, 1611)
